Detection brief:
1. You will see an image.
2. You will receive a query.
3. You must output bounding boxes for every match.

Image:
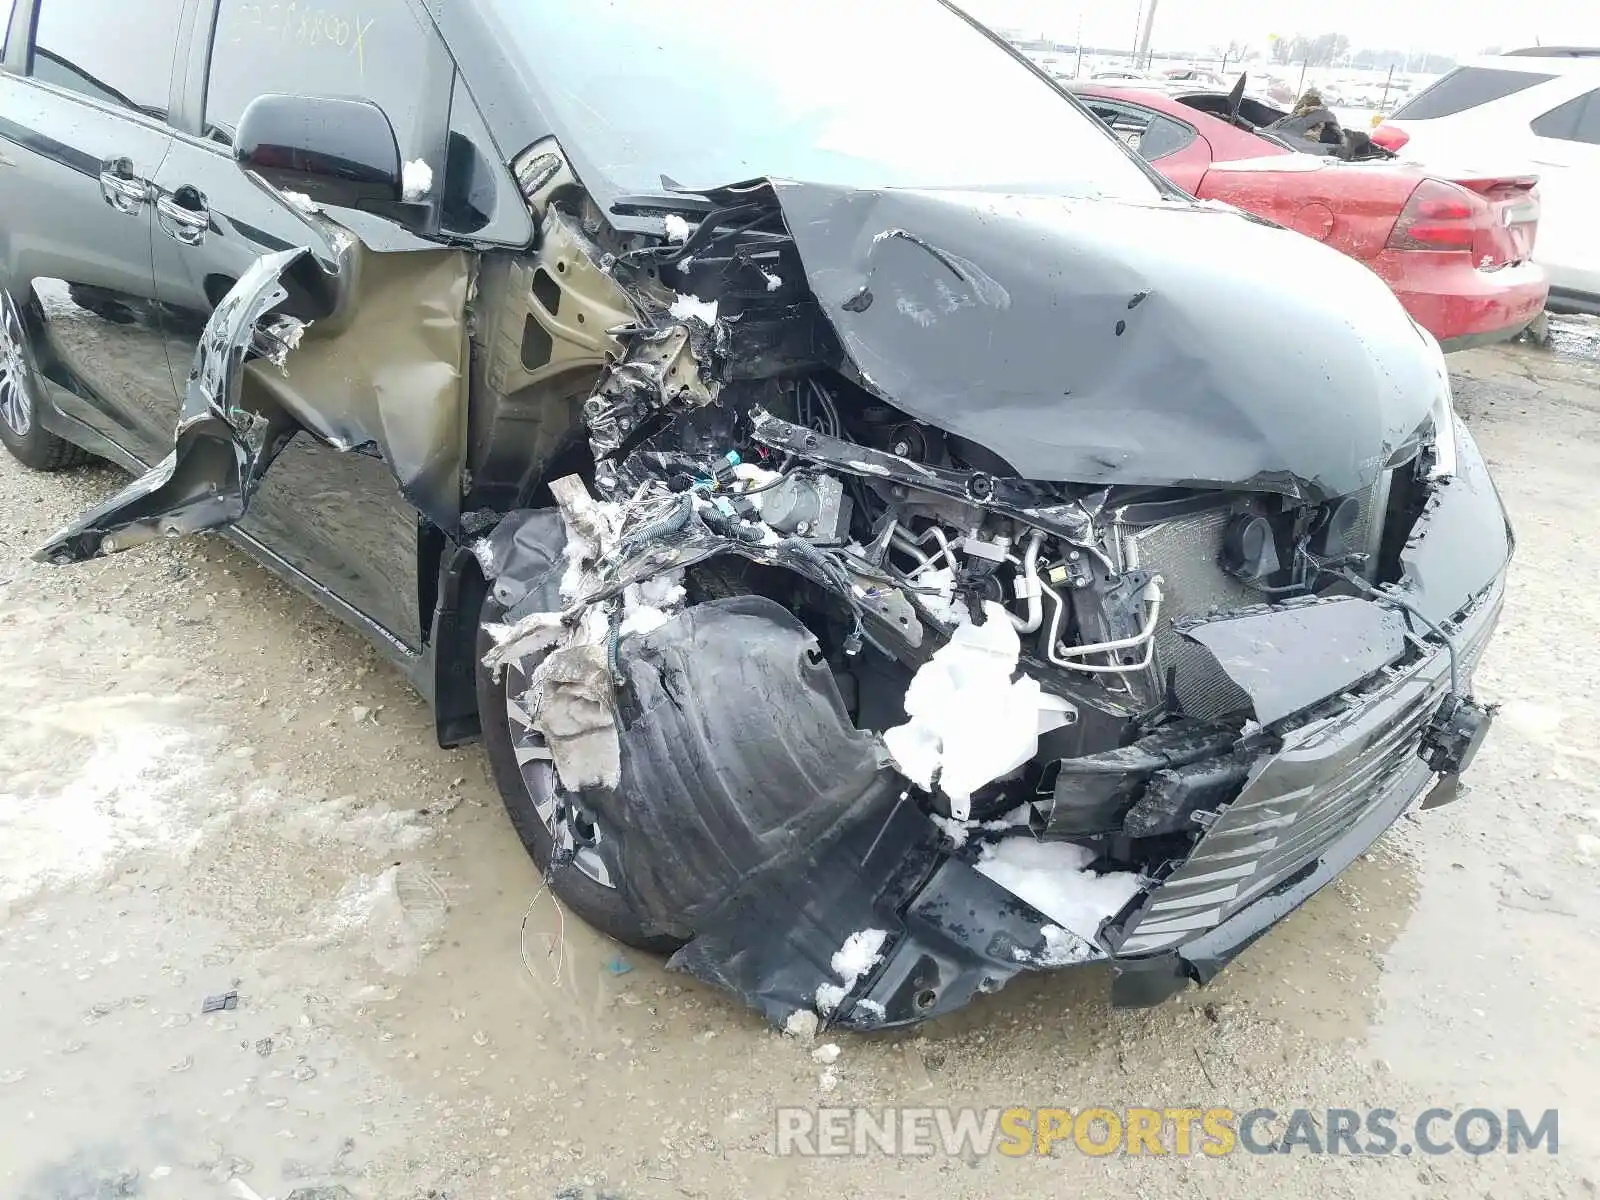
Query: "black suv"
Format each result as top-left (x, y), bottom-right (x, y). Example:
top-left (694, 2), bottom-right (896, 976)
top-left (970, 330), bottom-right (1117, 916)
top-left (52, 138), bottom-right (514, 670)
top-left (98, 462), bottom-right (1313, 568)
top-left (0, 0), bottom-right (1511, 1028)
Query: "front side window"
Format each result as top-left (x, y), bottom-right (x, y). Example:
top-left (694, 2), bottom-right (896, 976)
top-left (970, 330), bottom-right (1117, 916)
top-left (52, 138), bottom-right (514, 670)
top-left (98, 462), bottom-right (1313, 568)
top-left (30, 0), bottom-right (184, 117)
top-left (1393, 67), bottom-right (1555, 120)
top-left (204, 0), bottom-right (434, 148)
top-left (1531, 90), bottom-right (1600, 145)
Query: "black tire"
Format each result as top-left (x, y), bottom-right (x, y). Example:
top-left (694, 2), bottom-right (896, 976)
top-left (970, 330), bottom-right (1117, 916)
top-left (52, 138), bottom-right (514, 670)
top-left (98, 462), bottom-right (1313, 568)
top-left (0, 287), bottom-right (92, 472)
top-left (474, 594), bottom-right (685, 955)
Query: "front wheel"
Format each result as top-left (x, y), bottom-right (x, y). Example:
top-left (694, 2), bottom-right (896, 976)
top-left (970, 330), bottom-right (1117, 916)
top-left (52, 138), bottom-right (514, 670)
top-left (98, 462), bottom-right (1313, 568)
top-left (474, 594), bottom-right (686, 955)
top-left (0, 287), bottom-right (91, 472)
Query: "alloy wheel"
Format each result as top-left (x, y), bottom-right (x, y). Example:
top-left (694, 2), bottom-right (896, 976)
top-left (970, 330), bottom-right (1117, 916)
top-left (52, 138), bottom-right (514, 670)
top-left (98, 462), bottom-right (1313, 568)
top-left (502, 657), bottom-right (620, 889)
top-left (0, 292), bottom-right (33, 437)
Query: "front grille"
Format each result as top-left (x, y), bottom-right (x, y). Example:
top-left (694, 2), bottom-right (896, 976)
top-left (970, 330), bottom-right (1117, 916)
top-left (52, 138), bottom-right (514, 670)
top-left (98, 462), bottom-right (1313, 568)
top-left (1115, 479), bottom-right (1388, 719)
top-left (1113, 578), bottom-right (1504, 958)
top-left (1117, 686), bottom-right (1436, 955)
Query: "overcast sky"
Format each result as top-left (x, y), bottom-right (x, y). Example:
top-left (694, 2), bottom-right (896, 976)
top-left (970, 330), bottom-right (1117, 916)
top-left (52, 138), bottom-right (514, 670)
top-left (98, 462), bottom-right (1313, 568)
top-left (959, 0), bottom-right (1600, 61)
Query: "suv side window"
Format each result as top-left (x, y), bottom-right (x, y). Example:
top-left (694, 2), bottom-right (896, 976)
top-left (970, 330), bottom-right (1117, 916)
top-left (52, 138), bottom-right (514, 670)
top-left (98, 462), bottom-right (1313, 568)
top-left (1392, 67), bottom-right (1555, 120)
top-left (30, 0), bottom-right (184, 117)
top-left (1532, 90), bottom-right (1600, 145)
top-left (204, 0), bottom-right (434, 149)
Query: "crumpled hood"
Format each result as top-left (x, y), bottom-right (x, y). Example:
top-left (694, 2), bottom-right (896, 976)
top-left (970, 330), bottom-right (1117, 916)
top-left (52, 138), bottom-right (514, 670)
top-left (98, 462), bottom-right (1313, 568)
top-left (763, 181), bottom-right (1450, 500)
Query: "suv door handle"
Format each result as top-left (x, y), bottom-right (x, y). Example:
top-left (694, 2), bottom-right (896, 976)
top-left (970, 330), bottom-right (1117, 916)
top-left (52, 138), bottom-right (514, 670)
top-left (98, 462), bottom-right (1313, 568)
top-left (99, 157), bottom-right (150, 215)
top-left (155, 188), bottom-right (210, 246)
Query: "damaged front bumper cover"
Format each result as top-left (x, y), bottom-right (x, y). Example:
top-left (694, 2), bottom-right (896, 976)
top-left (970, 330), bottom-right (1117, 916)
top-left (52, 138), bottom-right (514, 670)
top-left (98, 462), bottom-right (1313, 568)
top-left (702, 568), bottom-right (1505, 1029)
top-left (485, 417), bottom-right (1510, 1030)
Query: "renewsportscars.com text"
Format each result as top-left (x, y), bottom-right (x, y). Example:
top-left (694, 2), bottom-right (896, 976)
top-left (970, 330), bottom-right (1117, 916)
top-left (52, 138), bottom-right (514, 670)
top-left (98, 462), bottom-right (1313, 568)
top-left (774, 1106), bottom-right (1559, 1158)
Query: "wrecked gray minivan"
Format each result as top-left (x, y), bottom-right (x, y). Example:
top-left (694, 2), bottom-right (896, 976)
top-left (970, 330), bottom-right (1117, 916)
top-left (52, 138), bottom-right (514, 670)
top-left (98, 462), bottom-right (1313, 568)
top-left (7, 0), bottom-right (1510, 1029)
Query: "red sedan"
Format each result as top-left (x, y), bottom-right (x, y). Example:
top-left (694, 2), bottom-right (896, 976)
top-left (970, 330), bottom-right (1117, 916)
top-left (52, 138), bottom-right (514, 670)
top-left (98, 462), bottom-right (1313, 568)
top-left (1070, 83), bottom-right (1548, 350)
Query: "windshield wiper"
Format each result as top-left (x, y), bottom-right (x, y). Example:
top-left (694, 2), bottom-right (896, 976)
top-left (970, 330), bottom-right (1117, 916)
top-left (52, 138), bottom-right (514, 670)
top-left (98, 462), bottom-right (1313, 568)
top-left (608, 191), bottom-right (716, 218)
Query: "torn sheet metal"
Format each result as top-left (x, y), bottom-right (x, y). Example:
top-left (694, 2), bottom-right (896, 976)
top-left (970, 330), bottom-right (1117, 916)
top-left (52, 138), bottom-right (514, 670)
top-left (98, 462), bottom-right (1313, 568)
top-left (720, 178), bottom-right (1447, 501)
top-left (37, 237), bottom-right (470, 564)
top-left (1394, 421), bottom-right (1514, 627)
top-left (1176, 596), bottom-right (1409, 726)
top-left (35, 249), bottom-right (309, 563)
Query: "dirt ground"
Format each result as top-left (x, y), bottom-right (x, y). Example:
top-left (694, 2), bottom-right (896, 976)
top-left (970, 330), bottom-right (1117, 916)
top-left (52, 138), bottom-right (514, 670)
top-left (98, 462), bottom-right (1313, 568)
top-left (2, 329), bottom-right (1598, 1200)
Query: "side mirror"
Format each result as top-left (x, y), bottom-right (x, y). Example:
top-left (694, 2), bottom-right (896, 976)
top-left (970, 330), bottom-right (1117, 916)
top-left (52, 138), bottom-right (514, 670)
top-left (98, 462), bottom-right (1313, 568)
top-left (234, 94), bottom-right (403, 210)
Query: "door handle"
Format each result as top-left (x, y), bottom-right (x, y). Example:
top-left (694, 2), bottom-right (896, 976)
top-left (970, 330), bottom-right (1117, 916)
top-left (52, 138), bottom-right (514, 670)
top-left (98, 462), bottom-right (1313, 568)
top-left (156, 189), bottom-right (210, 246)
top-left (99, 157), bottom-right (149, 215)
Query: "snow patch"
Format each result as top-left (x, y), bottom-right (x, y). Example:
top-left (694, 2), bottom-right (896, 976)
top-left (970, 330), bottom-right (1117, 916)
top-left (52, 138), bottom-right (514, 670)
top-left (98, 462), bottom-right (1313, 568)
top-left (470, 537), bottom-right (497, 578)
top-left (976, 837), bottom-right (1142, 944)
top-left (1016, 924), bottom-right (1096, 967)
top-left (815, 928), bottom-right (888, 1015)
top-left (882, 602), bottom-right (1040, 820)
top-left (401, 158), bottom-right (433, 201)
top-left (929, 814), bottom-right (971, 847)
top-left (663, 213), bottom-right (693, 243)
top-left (0, 695), bottom-right (210, 906)
top-left (783, 1009), bottom-right (820, 1041)
top-left (983, 802), bottom-right (1035, 831)
top-left (281, 190), bottom-right (320, 214)
top-left (669, 292), bottom-right (719, 326)
top-left (761, 269), bottom-right (783, 292)
top-left (911, 567), bottom-right (970, 627)
top-left (620, 571), bottom-right (686, 638)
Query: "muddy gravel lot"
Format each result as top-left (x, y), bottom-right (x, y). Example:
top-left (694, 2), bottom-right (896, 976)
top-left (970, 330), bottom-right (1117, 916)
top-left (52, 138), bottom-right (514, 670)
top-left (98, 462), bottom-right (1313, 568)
top-left (3, 333), bottom-right (1599, 1200)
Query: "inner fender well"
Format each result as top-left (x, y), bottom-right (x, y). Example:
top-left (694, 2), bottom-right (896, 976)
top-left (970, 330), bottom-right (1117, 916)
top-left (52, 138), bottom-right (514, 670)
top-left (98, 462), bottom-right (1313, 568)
top-left (592, 596), bottom-right (900, 935)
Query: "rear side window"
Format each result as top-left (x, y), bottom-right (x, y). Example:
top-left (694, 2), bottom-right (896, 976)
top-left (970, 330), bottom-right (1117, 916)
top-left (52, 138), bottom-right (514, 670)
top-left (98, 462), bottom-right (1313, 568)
top-left (204, 0), bottom-right (435, 148)
top-left (1531, 90), bottom-right (1600, 145)
top-left (1084, 101), bottom-right (1196, 161)
top-left (30, 0), bottom-right (184, 117)
top-left (1393, 67), bottom-right (1555, 120)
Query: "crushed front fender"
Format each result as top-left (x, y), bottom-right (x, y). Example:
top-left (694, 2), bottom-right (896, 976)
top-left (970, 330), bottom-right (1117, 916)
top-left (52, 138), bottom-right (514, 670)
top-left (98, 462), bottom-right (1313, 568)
top-left (35, 232), bottom-right (471, 565)
top-left (35, 249), bottom-right (309, 563)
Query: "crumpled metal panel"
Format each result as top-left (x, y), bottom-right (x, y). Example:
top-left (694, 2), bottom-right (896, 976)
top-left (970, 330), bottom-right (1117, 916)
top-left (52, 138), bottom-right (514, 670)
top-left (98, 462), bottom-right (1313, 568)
top-left (1395, 421), bottom-right (1513, 626)
top-left (738, 178), bottom-right (1448, 501)
top-left (35, 249), bottom-right (308, 563)
top-left (36, 238), bottom-right (470, 564)
top-left (1177, 597), bottom-right (1410, 727)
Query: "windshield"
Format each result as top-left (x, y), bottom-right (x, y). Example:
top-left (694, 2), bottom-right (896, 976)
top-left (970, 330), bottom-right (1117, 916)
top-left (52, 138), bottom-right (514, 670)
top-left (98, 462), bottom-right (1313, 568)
top-left (490, 0), bottom-right (1162, 200)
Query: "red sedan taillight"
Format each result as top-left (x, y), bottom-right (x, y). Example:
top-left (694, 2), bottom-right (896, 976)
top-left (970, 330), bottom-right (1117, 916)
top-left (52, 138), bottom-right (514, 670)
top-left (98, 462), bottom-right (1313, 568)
top-left (1386, 178), bottom-right (1532, 268)
top-left (1389, 180), bottom-right (1480, 251)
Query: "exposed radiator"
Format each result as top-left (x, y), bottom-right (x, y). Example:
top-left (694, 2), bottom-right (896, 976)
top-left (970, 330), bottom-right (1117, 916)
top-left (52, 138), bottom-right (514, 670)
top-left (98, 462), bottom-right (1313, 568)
top-left (1118, 507), bottom-right (1258, 718)
top-left (1113, 480), bottom-right (1388, 720)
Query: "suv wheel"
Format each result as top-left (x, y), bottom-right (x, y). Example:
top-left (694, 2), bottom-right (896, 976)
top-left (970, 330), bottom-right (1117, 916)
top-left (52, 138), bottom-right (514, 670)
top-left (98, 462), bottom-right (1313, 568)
top-left (474, 594), bottom-right (685, 955)
top-left (0, 287), bottom-right (91, 471)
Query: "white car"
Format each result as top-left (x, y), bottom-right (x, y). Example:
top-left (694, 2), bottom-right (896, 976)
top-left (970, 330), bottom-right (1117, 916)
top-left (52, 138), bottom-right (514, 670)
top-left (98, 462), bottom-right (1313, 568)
top-left (1373, 48), bottom-right (1600, 314)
